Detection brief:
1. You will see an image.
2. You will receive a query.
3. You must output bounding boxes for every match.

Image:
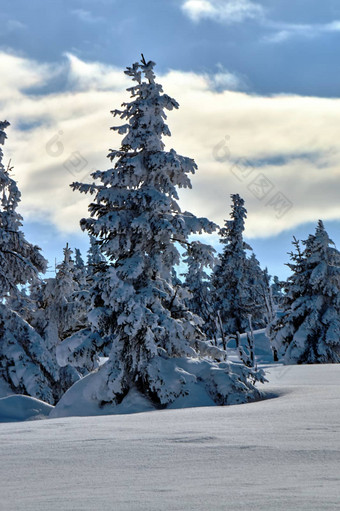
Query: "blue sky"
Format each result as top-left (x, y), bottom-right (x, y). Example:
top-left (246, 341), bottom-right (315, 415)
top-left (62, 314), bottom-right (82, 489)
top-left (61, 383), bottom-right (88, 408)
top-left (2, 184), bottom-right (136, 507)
top-left (1, 0), bottom-right (340, 277)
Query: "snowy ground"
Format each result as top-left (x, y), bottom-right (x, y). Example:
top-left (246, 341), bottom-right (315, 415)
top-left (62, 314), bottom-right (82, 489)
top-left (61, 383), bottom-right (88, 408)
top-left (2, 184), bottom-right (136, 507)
top-left (1, 334), bottom-right (340, 510)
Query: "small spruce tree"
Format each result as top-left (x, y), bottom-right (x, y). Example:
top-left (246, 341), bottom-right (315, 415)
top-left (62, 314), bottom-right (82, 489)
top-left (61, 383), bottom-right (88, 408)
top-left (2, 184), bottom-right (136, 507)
top-left (268, 221), bottom-right (340, 364)
top-left (212, 194), bottom-right (267, 338)
top-left (271, 275), bottom-right (284, 309)
top-left (87, 235), bottom-right (105, 268)
top-left (245, 258), bottom-right (275, 327)
top-left (30, 244), bottom-right (86, 347)
top-left (182, 240), bottom-right (218, 343)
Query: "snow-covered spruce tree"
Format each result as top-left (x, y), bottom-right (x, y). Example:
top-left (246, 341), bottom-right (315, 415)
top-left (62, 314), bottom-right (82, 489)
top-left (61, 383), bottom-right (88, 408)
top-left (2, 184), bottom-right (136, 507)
top-left (86, 235), bottom-right (106, 294)
top-left (28, 244), bottom-right (95, 395)
top-left (30, 245), bottom-right (85, 346)
top-left (268, 221), bottom-right (340, 364)
top-left (75, 247), bottom-right (85, 269)
top-left (0, 121), bottom-right (58, 404)
top-left (246, 257), bottom-right (275, 327)
top-left (55, 245), bottom-right (106, 376)
top-left (56, 239), bottom-right (110, 377)
top-left (6, 285), bottom-right (33, 322)
top-left (182, 241), bottom-right (218, 344)
top-left (54, 59), bottom-right (265, 413)
top-left (87, 235), bottom-right (105, 268)
top-left (74, 248), bottom-right (87, 287)
top-left (271, 275), bottom-right (284, 309)
top-left (212, 194), bottom-right (267, 337)
top-left (73, 247), bottom-right (92, 332)
top-left (261, 267), bottom-right (276, 324)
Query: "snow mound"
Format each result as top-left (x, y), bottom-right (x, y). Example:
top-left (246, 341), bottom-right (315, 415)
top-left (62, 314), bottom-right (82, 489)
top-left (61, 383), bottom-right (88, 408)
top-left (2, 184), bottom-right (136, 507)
top-left (49, 377), bottom-right (155, 418)
top-left (0, 395), bottom-right (54, 423)
top-left (51, 356), bottom-right (263, 419)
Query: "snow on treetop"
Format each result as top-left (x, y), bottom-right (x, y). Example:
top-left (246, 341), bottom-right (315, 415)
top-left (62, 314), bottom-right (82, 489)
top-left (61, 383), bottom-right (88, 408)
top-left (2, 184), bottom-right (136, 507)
top-left (110, 59), bottom-right (179, 153)
top-left (0, 120), bottom-right (10, 148)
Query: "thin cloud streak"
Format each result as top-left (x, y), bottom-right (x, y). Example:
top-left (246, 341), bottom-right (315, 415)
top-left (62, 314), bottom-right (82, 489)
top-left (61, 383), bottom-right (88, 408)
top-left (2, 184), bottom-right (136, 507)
top-left (263, 19), bottom-right (340, 43)
top-left (181, 0), bottom-right (340, 44)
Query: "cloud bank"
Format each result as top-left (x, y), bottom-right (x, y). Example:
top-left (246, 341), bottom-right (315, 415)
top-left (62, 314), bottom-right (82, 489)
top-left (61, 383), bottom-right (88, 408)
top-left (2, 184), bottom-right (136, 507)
top-left (1, 51), bottom-right (340, 238)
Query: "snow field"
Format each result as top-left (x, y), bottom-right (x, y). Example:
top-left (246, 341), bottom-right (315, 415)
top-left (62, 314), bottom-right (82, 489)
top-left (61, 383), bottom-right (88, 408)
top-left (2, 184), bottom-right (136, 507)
top-left (1, 363), bottom-right (340, 510)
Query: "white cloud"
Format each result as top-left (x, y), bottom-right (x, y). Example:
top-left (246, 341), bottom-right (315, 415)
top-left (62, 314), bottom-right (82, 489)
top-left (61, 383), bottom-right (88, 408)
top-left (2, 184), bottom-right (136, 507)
top-left (263, 30), bottom-right (291, 44)
top-left (325, 20), bottom-right (340, 31)
top-left (181, 0), bottom-right (264, 24)
top-left (1, 52), bottom-right (340, 239)
top-left (181, 0), bottom-right (215, 22)
top-left (71, 9), bottom-right (105, 24)
top-left (263, 19), bottom-right (340, 43)
top-left (6, 20), bottom-right (26, 32)
top-left (208, 64), bottom-right (246, 91)
top-left (65, 53), bottom-right (130, 91)
top-left (0, 52), bottom-right (57, 100)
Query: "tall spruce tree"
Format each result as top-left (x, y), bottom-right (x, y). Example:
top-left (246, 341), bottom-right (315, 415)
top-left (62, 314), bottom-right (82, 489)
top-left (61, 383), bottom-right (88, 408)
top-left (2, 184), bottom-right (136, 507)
top-left (0, 121), bottom-right (58, 403)
top-left (54, 58), bottom-right (264, 413)
top-left (212, 194), bottom-right (267, 337)
top-left (268, 221), bottom-right (340, 364)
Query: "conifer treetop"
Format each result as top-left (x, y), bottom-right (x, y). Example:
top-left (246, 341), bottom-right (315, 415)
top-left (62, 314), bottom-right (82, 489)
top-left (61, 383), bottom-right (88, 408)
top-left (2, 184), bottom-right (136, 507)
top-left (219, 193), bottom-right (252, 252)
top-left (73, 58), bottom-right (215, 258)
top-left (110, 57), bottom-right (179, 153)
top-left (0, 120), bottom-right (10, 157)
top-left (75, 248), bottom-right (85, 269)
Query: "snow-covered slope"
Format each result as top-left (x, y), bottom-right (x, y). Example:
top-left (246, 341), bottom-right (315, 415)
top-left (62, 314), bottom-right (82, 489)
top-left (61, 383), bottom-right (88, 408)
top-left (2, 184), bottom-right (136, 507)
top-left (1, 363), bottom-right (340, 510)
